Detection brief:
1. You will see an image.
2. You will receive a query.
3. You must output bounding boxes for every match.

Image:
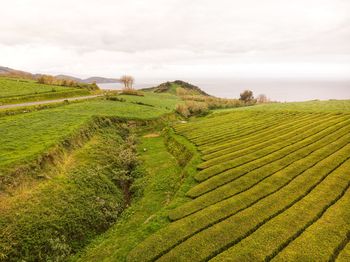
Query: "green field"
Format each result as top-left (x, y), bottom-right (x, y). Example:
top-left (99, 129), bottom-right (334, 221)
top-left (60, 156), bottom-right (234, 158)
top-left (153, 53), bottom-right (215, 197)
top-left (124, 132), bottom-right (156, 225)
top-left (0, 94), bottom-right (179, 172)
top-left (126, 101), bottom-right (350, 261)
top-left (0, 77), bottom-right (90, 104)
top-left (1, 81), bottom-right (350, 262)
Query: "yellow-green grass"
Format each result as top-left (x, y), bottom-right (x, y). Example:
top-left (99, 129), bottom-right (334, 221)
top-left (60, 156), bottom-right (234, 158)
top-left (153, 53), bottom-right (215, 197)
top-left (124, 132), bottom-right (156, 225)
top-left (187, 118), bottom-right (350, 198)
top-left (0, 77), bottom-right (89, 104)
top-left (127, 130), bottom-right (350, 262)
top-left (213, 99), bottom-right (350, 114)
top-left (197, 113), bottom-right (323, 158)
top-left (73, 135), bottom-right (182, 261)
top-left (128, 102), bottom-right (350, 261)
top-left (179, 112), bottom-right (289, 144)
top-left (337, 240), bottom-right (350, 262)
top-left (178, 113), bottom-right (302, 147)
top-left (196, 113), bottom-right (336, 169)
top-left (270, 190), bottom-right (350, 261)
top-left (0, 98), bottom-right (177, 175)
top-left (211, 159), bottom-right (350, 261)
top-left (119, 91), bottom-right (181, 110)
top-left (151, 145), bottom-right (350, 261)
top-left (194, 115), bottom-right (344, 182)
top-left (0, 126), bottom-right (125, 261)
top-left (169, 129), bottom-right (350, 220)
top-left (73, 129), bottom-right (200, 262)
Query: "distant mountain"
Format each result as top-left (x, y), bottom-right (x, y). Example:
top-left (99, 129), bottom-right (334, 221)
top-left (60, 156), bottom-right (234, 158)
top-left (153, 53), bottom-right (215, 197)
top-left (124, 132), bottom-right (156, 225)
top-left (55, 75), bottom-right (121, 84)
top-left (0, 66), bottom-right (33, 78)
top-left (82, 77), bottom-right (121, 84)
top-left (143, 80), bottom-right (210, 96)
top-left (0, 66), bottom-right (121, 84)
top-left (55, 74), bottom-right (82, 82)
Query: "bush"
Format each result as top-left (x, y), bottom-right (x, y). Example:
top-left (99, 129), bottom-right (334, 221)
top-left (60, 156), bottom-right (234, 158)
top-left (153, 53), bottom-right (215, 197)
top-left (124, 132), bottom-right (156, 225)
top-left (37, 75), bottom-right (99, 91)
top-left (176, 101), bottom-right (209, 118)
top-left (176, 104), bottom-right (190, 118)
top-left (120, 89), bottom-right (144, 96)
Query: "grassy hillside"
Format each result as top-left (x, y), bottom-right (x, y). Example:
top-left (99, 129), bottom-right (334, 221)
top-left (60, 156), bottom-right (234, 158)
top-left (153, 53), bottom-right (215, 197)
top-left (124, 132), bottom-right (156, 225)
top-left (0, 93), bottom-right (180, 191)
top-left (0, 124), bottom-right (131, 261)
top-left (143, 80), bottom-right (210, 96)
top-left (1, 79), bottom-right (349, 262)
top-left (0, 77), bottom-right (90, 105)
top-left (0, 90), bottom-right (181, 260)
top-left (125, 101), bottom-right (350, 261)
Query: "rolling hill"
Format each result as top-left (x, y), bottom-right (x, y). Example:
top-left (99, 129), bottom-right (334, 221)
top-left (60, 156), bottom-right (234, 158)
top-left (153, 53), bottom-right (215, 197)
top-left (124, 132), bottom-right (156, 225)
top-left (1, 73), bottom-right (349, 261)
top-left (143, 80), bottom-right (210, 96)
top-left (0, 66), bottom-right (120, 83)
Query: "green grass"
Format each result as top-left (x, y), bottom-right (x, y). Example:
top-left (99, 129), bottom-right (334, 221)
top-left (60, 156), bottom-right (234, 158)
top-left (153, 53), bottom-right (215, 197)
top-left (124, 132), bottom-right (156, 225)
top-left (2, 93), bottom-right (350, 261)
top-left (155, 145), bottom-right (350, 262)
top-left (271, 188), bottom-right (350, 261)
top-left (127, 131), bottom-right (350, 261)
top-left (338, 241), bottom-right (350, 262)
top-left (213, 99), bottom-right (350, 113)
top-left (73, 130), bottom-right (198, 261)
top-left (0, 99), bottom-right (174, 173)
top-left (127, 100), bottom-right (350, 261)
top-left (119, 91), bottom-right (181, 110)
top-left (211, 159), bottom-right (350, 261)
top-left (0, 126), bottom-right (126, 261)
top-left (0, 77), bottom-right (90, 104)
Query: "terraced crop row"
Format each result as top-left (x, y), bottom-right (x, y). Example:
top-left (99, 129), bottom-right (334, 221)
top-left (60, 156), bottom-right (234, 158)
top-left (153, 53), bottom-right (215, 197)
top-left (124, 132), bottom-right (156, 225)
top-left (200, 113), bottom-right (324, 158)
top-left (195, 115), bottom-right (344, 181)
top-left (197, 114), bottom-right (340, 168)
top-left (128, 111), bottom-right (350, 261)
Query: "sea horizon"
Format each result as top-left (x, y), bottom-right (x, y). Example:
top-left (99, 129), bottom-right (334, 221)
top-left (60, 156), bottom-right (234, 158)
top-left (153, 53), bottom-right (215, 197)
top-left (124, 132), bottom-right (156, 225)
top-left (98, 78), bottom-right (350, 102)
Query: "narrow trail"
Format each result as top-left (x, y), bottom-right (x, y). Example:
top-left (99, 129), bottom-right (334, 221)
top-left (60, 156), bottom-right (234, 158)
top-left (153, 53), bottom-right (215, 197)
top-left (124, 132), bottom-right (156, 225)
top-left (0, 94), bottom-right (102, 109)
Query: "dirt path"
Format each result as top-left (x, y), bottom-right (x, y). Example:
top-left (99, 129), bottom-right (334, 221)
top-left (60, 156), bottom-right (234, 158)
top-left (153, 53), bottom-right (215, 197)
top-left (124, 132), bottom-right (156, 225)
top-left (0, 95), bottom-right (102, 109)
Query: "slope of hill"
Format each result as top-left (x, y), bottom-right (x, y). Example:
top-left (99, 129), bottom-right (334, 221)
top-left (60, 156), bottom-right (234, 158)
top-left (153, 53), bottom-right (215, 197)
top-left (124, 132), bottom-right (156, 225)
top-left (0, 66), bottom-right (33, 78)
top-left (1, 85), bottom-right (349, 261)
top-left (75, 100), bottom-right (350, 262)
top-left (132, 109), bottom-right (350, 261)
top-left (0, 91), bottom-right (181, 261)
top-left (0, 77), bottom-right (90, 105)
top-left (143, 80), bottom-right (210, 96)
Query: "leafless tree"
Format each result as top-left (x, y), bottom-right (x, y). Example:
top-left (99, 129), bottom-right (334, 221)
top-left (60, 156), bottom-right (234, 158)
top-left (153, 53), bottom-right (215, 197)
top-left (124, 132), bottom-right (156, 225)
top-left (257, 94), bottom-right (269, 103)
top-left (120, 75), bottom-right (134, 90)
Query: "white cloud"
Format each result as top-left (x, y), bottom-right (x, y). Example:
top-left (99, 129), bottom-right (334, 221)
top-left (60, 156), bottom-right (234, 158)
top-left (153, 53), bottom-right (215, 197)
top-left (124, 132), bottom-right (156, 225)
top-left (0, 0), bottom-right (349, 79)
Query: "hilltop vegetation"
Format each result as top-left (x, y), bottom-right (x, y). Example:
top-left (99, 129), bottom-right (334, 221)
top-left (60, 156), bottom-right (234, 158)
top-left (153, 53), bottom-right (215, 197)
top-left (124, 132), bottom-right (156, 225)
top-left (144, 80), bottom-right (210, 96)
top-left (144, 80), bottom-right (251, 117)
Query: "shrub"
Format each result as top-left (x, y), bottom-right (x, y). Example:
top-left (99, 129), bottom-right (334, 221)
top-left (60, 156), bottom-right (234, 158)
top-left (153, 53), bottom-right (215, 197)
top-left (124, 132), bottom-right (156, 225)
top-left (176, 104), bottom-right (190, 118)
top-left (120, 89), bottom-right (144, 96)
top-left (176, 101), bottom-right (209, 118)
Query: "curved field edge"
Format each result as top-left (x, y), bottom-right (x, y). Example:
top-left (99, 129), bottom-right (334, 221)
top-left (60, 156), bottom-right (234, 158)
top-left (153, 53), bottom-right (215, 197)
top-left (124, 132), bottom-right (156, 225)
top-left (0, 77), bottom-right (92, 105)
top-left (0, 98), bottom-right (178, 192)
top-left (0, 116), bottom-right (115, 192)
top-left (72, 128), bottom-right (201, 262)
top-left (0, 114), bottom-right (183, 261)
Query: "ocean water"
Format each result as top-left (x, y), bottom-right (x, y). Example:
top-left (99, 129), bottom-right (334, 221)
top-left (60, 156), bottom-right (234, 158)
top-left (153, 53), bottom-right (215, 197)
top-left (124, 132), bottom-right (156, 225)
top-left (98, 78), bottom-right (350, 102)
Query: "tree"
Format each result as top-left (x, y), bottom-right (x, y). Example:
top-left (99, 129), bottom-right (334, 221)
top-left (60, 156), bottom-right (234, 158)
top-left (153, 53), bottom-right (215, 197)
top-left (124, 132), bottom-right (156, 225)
top-left (120, 75), bottom-right (134, 90)
top-left (257, 94), bottom-right (269, 104)
top-left (239, 90), bottom-right (254, 103)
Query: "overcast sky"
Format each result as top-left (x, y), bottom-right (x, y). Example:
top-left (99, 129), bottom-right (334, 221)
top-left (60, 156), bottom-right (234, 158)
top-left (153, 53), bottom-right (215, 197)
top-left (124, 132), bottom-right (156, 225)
top-left (1, 0), bottom-right (349, 79)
